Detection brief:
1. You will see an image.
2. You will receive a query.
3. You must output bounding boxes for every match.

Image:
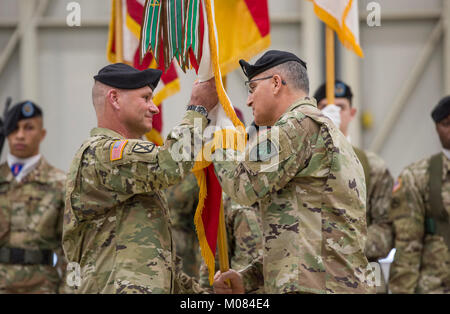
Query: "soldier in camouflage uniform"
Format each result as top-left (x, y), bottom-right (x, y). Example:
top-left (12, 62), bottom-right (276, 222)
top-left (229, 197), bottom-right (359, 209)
top-left (0, 101), bottom-right (66, 294)
top-left (315, 80), bottom-right (394, 292)
top-left (213, 50), bottom-right (375, 294)
top-left (389, 96), bottom-right (450, 294)
top-left (163, 173), bottom-right (201, 278)
top-left (63, 63), bottom-right (217, 293)
top-left (199, 194), bottom-right (263, 293)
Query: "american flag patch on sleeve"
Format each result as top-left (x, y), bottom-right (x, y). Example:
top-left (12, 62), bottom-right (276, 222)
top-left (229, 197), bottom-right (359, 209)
top-left (110, 140), bottom-right (128, 161)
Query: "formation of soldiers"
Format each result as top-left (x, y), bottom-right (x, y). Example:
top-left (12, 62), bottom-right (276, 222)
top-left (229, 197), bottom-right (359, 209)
top-left (0, 50), bottom-right (448, 294)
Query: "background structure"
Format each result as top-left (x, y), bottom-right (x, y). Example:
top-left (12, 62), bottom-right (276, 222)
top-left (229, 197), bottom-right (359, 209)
top-left (0, 0), bottom-right (448, 180)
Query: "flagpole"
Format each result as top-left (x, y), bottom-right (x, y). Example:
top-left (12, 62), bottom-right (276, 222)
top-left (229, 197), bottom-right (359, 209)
top-left (114, 0), bottom-right (124, 62)
top-left (217, 201), bottom-right (230, 273)
top-left (325, 25), bottom-right (335, 105)
top-left (217, 74), bottom-right (230, 279)
top-left (202, 0), bottom-right (231, 280)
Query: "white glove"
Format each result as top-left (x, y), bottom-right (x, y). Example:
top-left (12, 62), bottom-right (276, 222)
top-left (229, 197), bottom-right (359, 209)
top-left (321, 104), bottom-right (341, 129)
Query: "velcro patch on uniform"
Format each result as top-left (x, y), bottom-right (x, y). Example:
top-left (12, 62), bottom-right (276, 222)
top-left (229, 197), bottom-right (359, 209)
top-left (110, 140), bottom-right (128, 161)
top-left (132, 142), bottom-right (155, 154)
top-left (249, 140), bottom-right (278, 161)
top-left (393, 178), bottom-right (402, 193)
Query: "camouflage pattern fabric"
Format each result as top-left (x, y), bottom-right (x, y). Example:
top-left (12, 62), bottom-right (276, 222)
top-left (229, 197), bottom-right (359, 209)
top-left (163, 173), bottom-right (201, 278)
top-left (0, 157), bottom-right (66, 294)
top-left (213, 97), bottom-right (375, 294)
top-left (199, 194), bottom-right (264, 293)
top-left (63, 111), bottom-right (207, 294)
top-left (364, 151), bottom-right (394, 261)
top-left (389, 153), bottom-right (450, 294)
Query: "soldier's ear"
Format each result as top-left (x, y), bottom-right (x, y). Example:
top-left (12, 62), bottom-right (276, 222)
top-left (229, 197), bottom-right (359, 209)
top-left (40, 128), bottom-right (47, 142)
top-left (272, 75), bottom-right (283, 95)
top-left (107, 89), bottom-right (120, 110)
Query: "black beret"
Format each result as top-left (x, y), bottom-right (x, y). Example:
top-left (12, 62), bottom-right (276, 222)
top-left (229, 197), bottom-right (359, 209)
top-left (313, 80), bottom-right (353, 104)
top-left (431, 96), bottom-right (450, 123)
top-left (239, 50), bottom-right (307, 80)
top-left (4, 101), bottom-right (43, 136)
top-left (94, 63), bottom-right (162, 90)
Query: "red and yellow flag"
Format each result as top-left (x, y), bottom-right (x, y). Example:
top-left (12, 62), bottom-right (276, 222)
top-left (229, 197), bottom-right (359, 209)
top-left (138, 0), bottom-right (270, 285)
top-left (107, 0), bottom-right (181, 145)
top-left (192, 0), bottom-right (270, 285)
top-left (216, 0), bottom-right (271, 75)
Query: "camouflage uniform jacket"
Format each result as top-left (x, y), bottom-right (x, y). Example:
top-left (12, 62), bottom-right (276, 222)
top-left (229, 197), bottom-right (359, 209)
top-left (389, 153), bottom-right (450, 294)
top-left (364, 151), bottom-right (394, 261)
top-left (63, 111), bottom-right (207, 294)
top-left (213, 98), bottom-right (374, 294)
top-left (164, 172), bottom-right (200, 278)
top-left (199, 194), bottom-right (263, 293)
top-left (0, 157), bottom-right (66, 294)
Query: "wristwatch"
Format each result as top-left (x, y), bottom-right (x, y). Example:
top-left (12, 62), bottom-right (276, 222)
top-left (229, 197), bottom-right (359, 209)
top-left (186, 105), bottom-right (208, 117)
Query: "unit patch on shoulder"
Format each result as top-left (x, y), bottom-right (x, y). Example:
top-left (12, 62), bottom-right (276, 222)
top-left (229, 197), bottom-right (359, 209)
top-left (249, 140), bottom-right (278, 162)
top-left (132, 142), bottom-right (155, 154)
top-left (110, 140), bottom-right (128, 161)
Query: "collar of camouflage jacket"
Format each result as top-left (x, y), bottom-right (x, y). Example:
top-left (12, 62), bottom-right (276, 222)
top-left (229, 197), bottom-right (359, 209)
top-left (442, 151), bottom-right (450, 179)
top-left (90, 127), bottom-right (125, 139)
top-left (284, 97), bottom-right (318, 116)
top-left (0, 156), bottom-right (51, 184)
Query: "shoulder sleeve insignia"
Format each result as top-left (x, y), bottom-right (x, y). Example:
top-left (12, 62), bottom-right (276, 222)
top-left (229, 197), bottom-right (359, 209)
top-left (249, 140), bottom-right (278, 162)
top-left (132, 142), bottom-right (156, 154)
top-left (110, 140), bottom-right (128, 161)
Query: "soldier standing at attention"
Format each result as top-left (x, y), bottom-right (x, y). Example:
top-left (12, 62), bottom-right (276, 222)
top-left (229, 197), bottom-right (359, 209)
top-left (389, 96), bottom-right (450, 294)
top-left (63, 63), bottom-right (217, 293)
top-left (315, 80), bottom-right (394, 292)
top-left (0, 101), bottom-right (66, 294)
top-left (212, 50), bottom-right (375, 294)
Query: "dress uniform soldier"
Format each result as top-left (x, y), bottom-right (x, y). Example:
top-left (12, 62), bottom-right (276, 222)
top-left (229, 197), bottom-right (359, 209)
top-left (0, 101), bottom-right (66, 294)
top-left (389, 96), bottom-right (450, 294)
top-left (62, 63), bottom-right (217, 294)
top-left (212, 50), bottom-right (375, 294)
top-left (315, 80), bottom-right (394, 292)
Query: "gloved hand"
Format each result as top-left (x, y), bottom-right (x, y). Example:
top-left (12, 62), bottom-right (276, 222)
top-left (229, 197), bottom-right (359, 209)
top-left (321, 104), bottom-right (341, 129)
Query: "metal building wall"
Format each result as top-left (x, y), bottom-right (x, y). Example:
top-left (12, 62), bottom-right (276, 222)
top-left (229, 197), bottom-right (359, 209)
top-left (0, 0), bottom-right (449, 179)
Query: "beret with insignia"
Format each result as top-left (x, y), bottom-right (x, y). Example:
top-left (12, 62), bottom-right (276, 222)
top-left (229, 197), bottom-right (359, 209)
top-left (431, 96), bottom-right (450, 123)
top-left (239, 50), bottom-right (307, 80)
top-left (94, 63), bottom-right (162, 90)
top-left (3, 101), bottom-right (43, 136)
top-left (313, 79), bottom-right (353, 105)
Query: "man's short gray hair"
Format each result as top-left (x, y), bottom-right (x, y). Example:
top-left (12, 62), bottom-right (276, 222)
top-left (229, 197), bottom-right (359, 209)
top-left (270, 61), bottom-right (309, 94)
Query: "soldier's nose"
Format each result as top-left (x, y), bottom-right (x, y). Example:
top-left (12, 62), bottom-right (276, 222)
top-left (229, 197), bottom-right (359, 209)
top-left (149, 102), bottom-right (160, 115)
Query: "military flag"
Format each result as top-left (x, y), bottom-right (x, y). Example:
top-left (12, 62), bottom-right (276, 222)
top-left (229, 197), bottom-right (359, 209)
top-left (308, 0), bottom-right (363, 57)
top-left (107, 0), bottom-right (181, 145)
top-left (139, 0), bottom-right (269, 285)
top-left (215, 0), bottom-right (271, 75)
top-left (308, 0), bottom-right (363, 111)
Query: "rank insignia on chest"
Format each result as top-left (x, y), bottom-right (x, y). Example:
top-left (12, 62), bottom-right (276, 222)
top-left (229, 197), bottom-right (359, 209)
top-left (132, 142), bottom-right (155, 154)
top-left (110, 140), bottom-right (128, 161)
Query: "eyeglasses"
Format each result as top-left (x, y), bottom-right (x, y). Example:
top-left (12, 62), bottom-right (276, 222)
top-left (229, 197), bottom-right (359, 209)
top-left (244, 76), bottom-right (286, 94)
